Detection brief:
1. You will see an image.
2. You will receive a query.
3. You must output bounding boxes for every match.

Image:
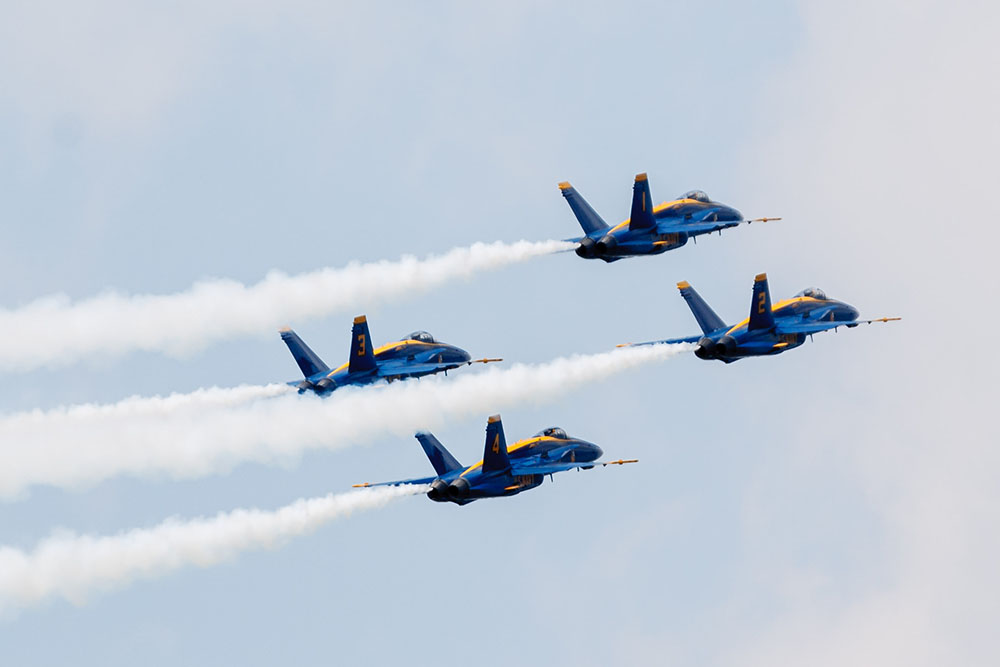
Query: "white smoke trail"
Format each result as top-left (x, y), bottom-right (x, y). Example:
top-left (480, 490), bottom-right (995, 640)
top-left (0, 344), bottom-right (690, 498)
top-left (0, 239), bottom-right (574, 372)
top-left (0, 485), bottom-right (423, 612)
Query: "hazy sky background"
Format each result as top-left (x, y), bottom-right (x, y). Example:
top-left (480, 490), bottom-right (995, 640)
top-left (1, 1), bottom-right (997, 664)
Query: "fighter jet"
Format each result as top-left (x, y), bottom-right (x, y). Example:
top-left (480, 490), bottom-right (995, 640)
top-left (559, 172), bottom-right (778, 262)
top-left (623, 273), bottom-right (900, 362)
top-left (352, 414), bottom-right (637, 505)
top-left (281, 315), bottom-right (501, 395)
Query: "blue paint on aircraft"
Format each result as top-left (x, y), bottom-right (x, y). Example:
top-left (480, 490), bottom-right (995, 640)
top-left (353, 415), bottom-right (637, 505)
top-left (281, 316), bottom-right (501, 395)
top-left (559, 173), bottom-right (779, 262)
top-left (626, 273), bottom-right (900, 362)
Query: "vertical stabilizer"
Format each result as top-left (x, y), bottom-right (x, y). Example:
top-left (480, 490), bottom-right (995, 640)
top-left (280, 328), bottom-right (330, 378)
top-left (628, 173), bottom-right (657, 231)
top-left (676, 282), bottom-right (727, 335)
top-left (348, 315), bottom-right (377, 373)
top-left (415, 432), bottom-right (463, 476)
top-left (558, 181), bottom-right (609, 235)
top-left (747, 273), bottom-right (775, 331)
top-left (482, 414), bottom-right (511, 473)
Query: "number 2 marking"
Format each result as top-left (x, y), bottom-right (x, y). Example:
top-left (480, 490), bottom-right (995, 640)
top-left (757, 291), bottom-right (766, 314)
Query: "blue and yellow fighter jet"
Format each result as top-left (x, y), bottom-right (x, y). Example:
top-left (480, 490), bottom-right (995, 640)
top-left (624, 273), bottom-right (900, 362)
top-left (559, 172), bottom-right (779, 262)
top-left (353, 415), bottom-right (637, 505)
top-left (280, 316), bottom-right (501, 395)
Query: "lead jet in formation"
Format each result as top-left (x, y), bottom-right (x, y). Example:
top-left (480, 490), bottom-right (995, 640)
top-left (559, 172), bottom-right (779, 262)
top-left (353, 414), bottom-right (637, 505)
top-left (281, 315), bottom-right (501, 395)
top-left (624, 273), bottom-right (900, 363)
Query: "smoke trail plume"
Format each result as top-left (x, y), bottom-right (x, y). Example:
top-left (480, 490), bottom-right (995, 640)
top-left (0, 344), bottom-right (690, 498)
top-left (0, 485), bottom-right (422, 612)
top-left (0, 240), bottom-right (573, 372)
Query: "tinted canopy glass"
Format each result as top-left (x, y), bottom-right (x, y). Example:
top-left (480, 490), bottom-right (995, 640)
top-left (680, 190), bottom-right (711, 202)
top-left (534, 427), bottom-right (568, 439)
top-left (794, 288), bottom-right (828, 300)
top-left (406, 331), bottom-right (436, 343)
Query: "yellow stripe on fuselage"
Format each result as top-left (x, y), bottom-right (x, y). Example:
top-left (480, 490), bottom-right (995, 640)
top-left (607, 199), bottom-right (707, 234)
top-left (724, 297), bottom-right (823, 335)
top-left (459, 436), bottom-right (558, 477)
top-left (326, 339), bottom-right (441, 377)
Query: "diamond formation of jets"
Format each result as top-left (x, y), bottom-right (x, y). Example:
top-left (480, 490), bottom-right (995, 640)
top-left (353, 414), bottom-right (637, 505)
top-left (623, 273), bottom-right (900, 363)
top-left (559, 172), bottom-right (779, 262)
top-left (280, 315), bottom-right (501, 395)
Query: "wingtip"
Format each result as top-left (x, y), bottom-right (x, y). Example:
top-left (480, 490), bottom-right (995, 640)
top-left (676, 280), bottom-right (690, 290)
top-left (754, 272), bottom-right (768, 282)
top-left (353, 315), bottom-right (367, 324)
top-left (634, 172), bottom-right (648, 182)
top-left (352, 483), bottom-right (371, 488)
top-left (558, 181), bottom-right (572, 191)
top-left (278, 326), bottom-right (292, 333)
top-left (487, 414), bottom-right (502, 424)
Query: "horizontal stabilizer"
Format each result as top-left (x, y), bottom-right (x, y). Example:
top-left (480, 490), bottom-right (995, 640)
top-left (280, 328), bottom-right (330, 378)
top-left (559, 181), bottom-right (609, 235)
top-left (748, 273), bottom-right (775, 331)
top-left (629, 173), bottom-right (656, 231)
top-left (677, 281), bottom-right (727, 335)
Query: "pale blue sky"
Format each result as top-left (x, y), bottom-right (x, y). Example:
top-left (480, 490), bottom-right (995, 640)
top-left (1, 1), bottom-right (997, 665)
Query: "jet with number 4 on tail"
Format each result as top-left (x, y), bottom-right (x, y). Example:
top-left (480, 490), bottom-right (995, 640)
top-left (280, 315), bottom-right (501, 395)
top-left (352, 414), bottom-right (637, 505)
top-left (622, 273), bottom-right (900, 363)
top-left (559, 172), bottom-right (779, 262)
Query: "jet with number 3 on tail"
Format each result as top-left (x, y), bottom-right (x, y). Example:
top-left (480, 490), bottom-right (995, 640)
top-left (622, 273), bottom-right (900, 363)
top-left (352, 414), bottom-right (637, 505)
top-left (559, 172), bottom-right (779, 262)
top-left (280, 315), bottom-right (501, 395)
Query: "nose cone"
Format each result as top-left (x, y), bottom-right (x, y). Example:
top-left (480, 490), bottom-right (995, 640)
top-left (845, 304), bottom-right (860, 320)
top-left (454, 346), bottom-right (472, 363)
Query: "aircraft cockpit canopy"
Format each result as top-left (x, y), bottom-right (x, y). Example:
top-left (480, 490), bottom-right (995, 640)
top-left (794, 288), bottom-right (828, 300)
top-left (535, 427), bottom-right (568, 439)
top-left (680, 190), bottom-right (711, 203)
top-left (406, 331), bottom-right (436, 343)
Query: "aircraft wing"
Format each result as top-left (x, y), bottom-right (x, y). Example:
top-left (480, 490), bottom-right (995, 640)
top-left (376, 357), bottom-right (502, 378)
top-left (618, 336), bottom-right (702, 348)
top-left (657, 216), bottom-right (781, 237)
top-left (352, 476), bottom-right (437, 489)
top-left (511, 459), bottom-right (638, 476)
top-left (776, 317), bottom-right (901, 335)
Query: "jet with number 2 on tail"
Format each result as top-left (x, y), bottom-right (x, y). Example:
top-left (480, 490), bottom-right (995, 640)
top-left (280, 315), bottom-right (501, 395)
top-left (352, 414), bottom-right (637, 505)
top-left (622, 273), bottom-right (900, 363)
top-left (559, 172), bottom-right (779, 262)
